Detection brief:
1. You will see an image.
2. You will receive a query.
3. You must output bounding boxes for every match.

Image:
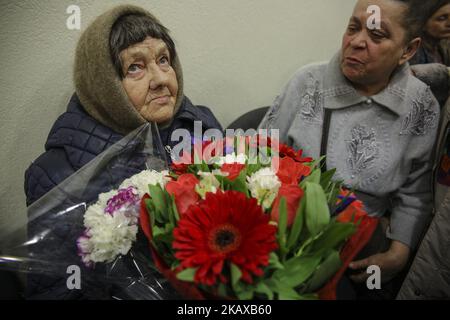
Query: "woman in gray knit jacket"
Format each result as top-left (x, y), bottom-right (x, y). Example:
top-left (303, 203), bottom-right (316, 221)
top-left (260, 0), bottom-right (440, 295)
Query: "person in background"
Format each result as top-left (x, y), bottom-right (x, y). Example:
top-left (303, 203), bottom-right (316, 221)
top-left (410, 0), bottom-right (450, 65)
top-left (259, 0), bottom-right (440, 299)
top-left (409, 0), bottom-right (450, 105)
top-left (397, 96), bottom-right (450, 300)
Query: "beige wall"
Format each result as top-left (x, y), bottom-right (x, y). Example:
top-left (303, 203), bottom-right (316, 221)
top-left (0, 0), bottom-right (356, 241)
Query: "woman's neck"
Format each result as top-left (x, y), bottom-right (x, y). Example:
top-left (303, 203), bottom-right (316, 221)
top-left (352, 79), bottom-right (389, 97)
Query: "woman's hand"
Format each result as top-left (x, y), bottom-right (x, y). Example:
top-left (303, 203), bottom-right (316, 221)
top-left (348, 240), bottom-right (410, 284)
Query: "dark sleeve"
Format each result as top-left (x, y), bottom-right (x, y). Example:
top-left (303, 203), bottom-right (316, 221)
top-left (24, 149), bottom-right (75, 206)
top-left (195, 105), bottom-right (224, 132)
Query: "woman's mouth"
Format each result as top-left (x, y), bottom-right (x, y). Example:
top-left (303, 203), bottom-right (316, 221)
top-left (151, 95), bottom-right (171, 104)
top-left (345, 57), bottom-right (364, 65)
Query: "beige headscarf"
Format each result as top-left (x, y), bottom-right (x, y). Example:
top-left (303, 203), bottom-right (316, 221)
top-left (74, 5), bottom-right (184, 135)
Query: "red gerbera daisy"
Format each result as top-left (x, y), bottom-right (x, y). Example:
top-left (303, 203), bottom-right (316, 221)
top-left (172, 190), bottom-right (278, 286)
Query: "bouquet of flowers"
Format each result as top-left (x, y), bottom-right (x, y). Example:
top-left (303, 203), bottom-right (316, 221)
top-left (77, 134), bottom-right (378, 300)
top-left (0, 125), bottom-right (377, 300)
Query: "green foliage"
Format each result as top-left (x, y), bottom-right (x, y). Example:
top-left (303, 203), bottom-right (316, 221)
top-left (304, 182), bottom-right (330, 236)
top-left (176, 268), bottom-right (197, 282)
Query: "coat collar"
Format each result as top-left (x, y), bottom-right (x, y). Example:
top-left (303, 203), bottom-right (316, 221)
top-left (323, 52), bottom-right (411, 116)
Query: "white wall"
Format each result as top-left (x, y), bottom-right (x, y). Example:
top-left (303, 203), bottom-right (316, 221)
top-left (0, 0), bottom-right (356, 241)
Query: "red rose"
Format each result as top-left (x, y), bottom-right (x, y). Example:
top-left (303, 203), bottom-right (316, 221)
top-left (171, 151), bottom-right (192, 175)
top-left (220, 163), bottom-right (245, 181)
top-left (271, 184), bottom-right (304, 227)
top-left (165, 174), bottom-right (200, 216)
top-left (274, 156), bottom-right (311, 185)
top-left (279, 144), bottom-right (313, 163)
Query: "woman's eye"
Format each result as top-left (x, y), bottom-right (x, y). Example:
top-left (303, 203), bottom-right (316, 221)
top-left (347, 25), bottom-right (358, 34)
top-left (159, 55), bottom-right (171, 66)
top-left (127, 64), bottom-right (144, 75)
top-left (370, 31), bottom-right (385, 39)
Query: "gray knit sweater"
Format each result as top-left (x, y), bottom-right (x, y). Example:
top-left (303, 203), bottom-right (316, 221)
top-left (259, 52), bottom-right (440, 249)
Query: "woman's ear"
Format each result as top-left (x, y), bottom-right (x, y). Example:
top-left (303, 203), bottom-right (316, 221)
top-left (399, 37), bottom-right (421, 65)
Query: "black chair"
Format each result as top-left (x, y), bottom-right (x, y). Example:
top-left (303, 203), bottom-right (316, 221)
top-left (226, 106), bottom-right (270, 131)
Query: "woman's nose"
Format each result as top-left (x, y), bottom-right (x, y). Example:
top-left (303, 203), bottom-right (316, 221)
top-left (149, 66), bottom-right (168, 90)
top-left (349, 32), bottom-right (368, 49)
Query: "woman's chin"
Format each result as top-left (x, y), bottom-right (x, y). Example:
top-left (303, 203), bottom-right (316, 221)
top-left (140, 105), bottom-right (174, 124)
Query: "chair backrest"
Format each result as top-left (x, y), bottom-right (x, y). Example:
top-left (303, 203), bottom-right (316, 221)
top-left (226, 107), bottom-right (270, 131)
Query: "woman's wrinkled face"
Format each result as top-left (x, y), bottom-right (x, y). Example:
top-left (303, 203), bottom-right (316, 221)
top-left (120, 37), bottom-right (178, 124)
top-left (341, 0), bottom-right (412, 89)
top-left (426, 4), bottom-right (450, 40)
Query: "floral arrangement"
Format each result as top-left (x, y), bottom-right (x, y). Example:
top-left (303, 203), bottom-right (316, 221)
top-left (76, 135), bottom-right (378, 299)
top-left (139, 136), bottom-right (378, 300)
top-left (77, 170), bottom-right (170, 267)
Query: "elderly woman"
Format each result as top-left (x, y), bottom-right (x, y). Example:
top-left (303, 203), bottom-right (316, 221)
top-left (260, 0), bottom-right (440, 297)
top-left (24, 5), bottom-right (222, 206)
top-left (23, 5), bottom-right (222, 299)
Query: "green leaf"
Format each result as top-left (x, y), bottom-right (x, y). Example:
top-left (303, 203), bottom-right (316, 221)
top-left (274, 254), bottom-right (322, 288)
top-left (246, 162), bottom-right (263, 176)
top-left (300, 168), bottom-right (321, 187)
top-left (277, 287), bottom-right (303, 300)
top-left (255, 282), bottom-right (274, 300)
top-left (320, 168), bottom-right (336, 190)
top-left (217, 283), bottom-right (228, 297)
top-left (268, 252), bottom-right (284, 270)
top-left (170, 195), bottom-right (180, 221)
top-left (230, 263), bottom-right (242, 287)
top-left (236, 289), bottom-right (254, 300)
top-left (306, 221), bottom-right (356, 255)
top-left (305, 155), bottom-right (325, 170)
top-left (164, 192), bottom-right (175, 226)
top-left (305, 182), bottom-right (330, 236)
top-left (148, 184), bottom-right (168, 220)
top-left (176, 268), bottom-right (197, 282)
top-left (151, 225), bottom-right (165, 238)
top-left (327, 181), bottom-right (342, 206)
top-left (145, 198), bottom-right (156, 227)
top-left (287, 196), bottom-right (305, 249)
top-left (278, 197), bottom-right (288, 242)
top-left (301, 250), bottom-right (342, 293)
top-left (230, 169), bottom-right (249, 195)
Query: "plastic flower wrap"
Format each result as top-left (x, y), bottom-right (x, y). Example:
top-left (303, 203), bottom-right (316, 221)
top-left (138, 135), bottom-right (379, 300)
top-left (0, 123), bottom-right (180, 300)
top-left (0, 128), bottom-right (378, 300)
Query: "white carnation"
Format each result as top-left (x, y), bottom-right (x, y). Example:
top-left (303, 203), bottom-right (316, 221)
top-left (119, 169), bottom-right (170, 197)
top-left (213, 152), bottom-right (247, 166)
top-left (97, 190), bottom-right (118, 207)
top-left (247, 167), bottom-right (281, 210)
top-left (84, 211), bottom-right (138, 264)
top-left (79, 169), bottom-right (172, 266)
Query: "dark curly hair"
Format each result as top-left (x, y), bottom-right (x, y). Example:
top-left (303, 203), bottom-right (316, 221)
top-left (392, 0), bottom-right (429, 42)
